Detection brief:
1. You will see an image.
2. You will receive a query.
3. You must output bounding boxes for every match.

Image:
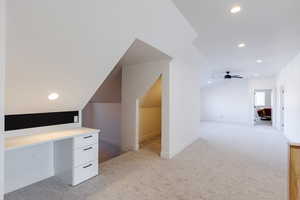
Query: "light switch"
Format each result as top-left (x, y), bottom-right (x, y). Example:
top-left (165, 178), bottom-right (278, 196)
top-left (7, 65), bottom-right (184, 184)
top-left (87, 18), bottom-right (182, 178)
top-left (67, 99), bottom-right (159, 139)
top-left (74, 116), bottom-right (79, 123)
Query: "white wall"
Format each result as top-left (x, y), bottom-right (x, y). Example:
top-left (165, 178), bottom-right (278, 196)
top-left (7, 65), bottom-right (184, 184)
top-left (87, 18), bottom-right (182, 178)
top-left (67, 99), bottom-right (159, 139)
top-left (249, 78), bottom-right (276, 90)
top-left (83, 103), bottom-right (121, 146)
top-left (276, 53), bottom-right (300, 142)
top-left (121, 60), bottom-right (170, 157)
top-left (168, 60), bottom-right (202, 157)
top-left (0, 0), bottom-right (5, 198)
top-left (201, 80), bottom-right (251, 124)
top-left (6, 0), bottom-right (201, 115)
top-left (201, 78), bottom-right (276, 126)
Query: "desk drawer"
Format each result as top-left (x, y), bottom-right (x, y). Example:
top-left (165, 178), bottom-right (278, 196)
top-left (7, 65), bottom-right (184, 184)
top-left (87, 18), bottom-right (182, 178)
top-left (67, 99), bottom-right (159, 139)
top-left (73, 160), bottom-right (98, 186)
top-left (74, 133), bottom-right (98, 149)
top-left (74, 143), bottom-right (98, 167)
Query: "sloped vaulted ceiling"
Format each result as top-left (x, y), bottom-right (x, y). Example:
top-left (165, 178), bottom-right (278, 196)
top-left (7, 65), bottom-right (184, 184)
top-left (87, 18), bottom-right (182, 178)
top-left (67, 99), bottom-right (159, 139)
top-left (88, 39), bottom-right (171, 104)
top-left (140, 77), bottom-right (162, 108)
top-left (5, 0), bottom-right (201, 115)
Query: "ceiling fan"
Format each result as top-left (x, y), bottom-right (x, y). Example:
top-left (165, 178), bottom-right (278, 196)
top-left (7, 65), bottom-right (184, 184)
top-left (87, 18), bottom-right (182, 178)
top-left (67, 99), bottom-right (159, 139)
top-left (224, 71), bottom-right (243, 79)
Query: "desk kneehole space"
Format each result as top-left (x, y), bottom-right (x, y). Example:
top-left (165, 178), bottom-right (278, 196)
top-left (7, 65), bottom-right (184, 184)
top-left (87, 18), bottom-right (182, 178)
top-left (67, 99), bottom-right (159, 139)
top-left (4, 128), bottom-right (100, 194)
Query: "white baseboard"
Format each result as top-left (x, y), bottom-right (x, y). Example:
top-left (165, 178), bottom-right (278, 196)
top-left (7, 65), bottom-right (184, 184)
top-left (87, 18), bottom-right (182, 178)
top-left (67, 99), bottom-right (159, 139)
top-left (160, 151), bottom-right (171, 159)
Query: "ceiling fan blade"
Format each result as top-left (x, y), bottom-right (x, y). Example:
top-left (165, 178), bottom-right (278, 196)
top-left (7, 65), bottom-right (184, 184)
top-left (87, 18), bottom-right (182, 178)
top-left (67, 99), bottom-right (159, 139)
top-left (231, 75), bottom-right (243, 79)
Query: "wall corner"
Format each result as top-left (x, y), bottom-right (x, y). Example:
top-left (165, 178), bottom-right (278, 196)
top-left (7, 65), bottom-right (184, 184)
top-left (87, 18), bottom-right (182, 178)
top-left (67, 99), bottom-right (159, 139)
top-left (0, 0), bottom-right (6, 198)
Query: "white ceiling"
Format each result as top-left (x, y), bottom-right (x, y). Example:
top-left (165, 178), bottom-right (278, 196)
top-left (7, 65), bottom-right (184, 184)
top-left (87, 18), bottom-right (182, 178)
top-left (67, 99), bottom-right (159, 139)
top-left (173, 0), bottom-right (300, 84)
top-left (120, 40), bottom-right (171, 66)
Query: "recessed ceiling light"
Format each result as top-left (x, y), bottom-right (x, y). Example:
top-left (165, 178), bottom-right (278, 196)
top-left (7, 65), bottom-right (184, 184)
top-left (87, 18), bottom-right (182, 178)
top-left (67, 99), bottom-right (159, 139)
top-left (48, 93), bottom-right (59, 100)
top-left (238, 43), bottom-right (246, 48)
top-left (230, 6), bottom-right (241, 14)
top-left (256, 59), bottom-right (263, 63)
top-left (208, 80), bottom-right (212, 84)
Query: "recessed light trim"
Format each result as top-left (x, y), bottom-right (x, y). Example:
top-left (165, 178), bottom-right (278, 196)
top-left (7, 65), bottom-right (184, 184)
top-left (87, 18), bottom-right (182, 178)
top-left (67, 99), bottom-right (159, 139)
top-left (48, 93), bottom-right (59, 100)
top-left (230, 6), bottom-right (241, 14)
top-left (256, 59), bottom-right (263, 63)
top-left (238, 43), bottom-right (246, 48)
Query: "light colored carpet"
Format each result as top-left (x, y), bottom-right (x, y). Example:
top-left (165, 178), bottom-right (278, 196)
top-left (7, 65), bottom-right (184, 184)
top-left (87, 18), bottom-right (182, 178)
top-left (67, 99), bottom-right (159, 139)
top-left (5, 122), bottom-right (288, 200)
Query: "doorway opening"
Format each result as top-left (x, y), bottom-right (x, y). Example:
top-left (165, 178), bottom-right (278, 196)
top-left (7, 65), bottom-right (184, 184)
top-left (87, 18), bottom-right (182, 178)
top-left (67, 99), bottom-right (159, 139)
top-left (138, 76), bottom-right (162, 155)
top-left (253, 89), bottom-right (273, 126)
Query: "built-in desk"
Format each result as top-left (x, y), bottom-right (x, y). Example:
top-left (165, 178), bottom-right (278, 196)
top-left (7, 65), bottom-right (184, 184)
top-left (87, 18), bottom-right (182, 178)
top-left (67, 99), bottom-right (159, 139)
top-left (4, 128), bottom-right (100, 193)
top-left (5, 128), bottom-right (99, 151)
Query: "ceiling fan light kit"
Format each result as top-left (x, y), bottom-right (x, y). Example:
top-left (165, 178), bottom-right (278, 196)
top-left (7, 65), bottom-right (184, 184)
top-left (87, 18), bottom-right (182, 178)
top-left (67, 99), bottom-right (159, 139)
top-left (224, 71), bottom-right (243, 79)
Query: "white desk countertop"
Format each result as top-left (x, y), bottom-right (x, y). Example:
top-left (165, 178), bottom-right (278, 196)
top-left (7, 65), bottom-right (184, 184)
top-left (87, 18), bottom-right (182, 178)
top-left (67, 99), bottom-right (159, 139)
top-left (5, 128), bottom-right (100, 151)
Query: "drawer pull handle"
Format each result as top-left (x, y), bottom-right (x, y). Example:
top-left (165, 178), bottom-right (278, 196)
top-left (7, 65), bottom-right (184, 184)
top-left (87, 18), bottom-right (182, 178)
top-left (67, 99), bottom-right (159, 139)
top-left (83, 147), bottom-right (93, 151)
top-left (83, 164), bottom-right (93, 169)
top-left (83, 135), bottom-right (93, 139)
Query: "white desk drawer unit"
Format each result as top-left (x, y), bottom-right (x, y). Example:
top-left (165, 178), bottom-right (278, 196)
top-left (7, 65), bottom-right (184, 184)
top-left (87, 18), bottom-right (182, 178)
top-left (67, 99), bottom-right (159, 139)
top-left (72, 133), bottom-right (99, 185)
top-left (74, 133), bottom-right (98, 149)
top-left (73, 143), bottom-right (98, 167)
top-left (73, 160), bottom-right (98, 186)
top-left (53, 131), bottom-right (100, 187)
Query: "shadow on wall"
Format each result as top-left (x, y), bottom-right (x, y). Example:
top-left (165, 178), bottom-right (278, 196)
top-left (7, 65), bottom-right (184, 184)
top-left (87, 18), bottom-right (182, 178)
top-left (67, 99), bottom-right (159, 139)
top-left (82, 64), bottom-right (122, 163)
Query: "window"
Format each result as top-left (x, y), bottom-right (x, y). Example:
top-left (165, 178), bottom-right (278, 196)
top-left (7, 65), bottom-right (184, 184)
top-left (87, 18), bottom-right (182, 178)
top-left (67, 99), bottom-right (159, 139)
top-left (255, 92), bottom-right (266, 106)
